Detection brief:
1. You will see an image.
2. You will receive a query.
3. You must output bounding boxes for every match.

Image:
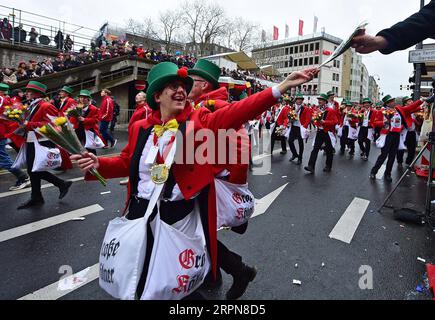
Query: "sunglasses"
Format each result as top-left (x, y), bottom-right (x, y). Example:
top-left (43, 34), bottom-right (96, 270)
top-left (166, 82), bottom-right (189, 91)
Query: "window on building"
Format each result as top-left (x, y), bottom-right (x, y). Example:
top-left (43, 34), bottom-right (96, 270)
top-left (309, 57), bottom-right (313, 65)
top-left (299, 58), bottom-right (303, 66)
top-left (336, 60), bottom-right (340, 69)
top-left (305, 44), bottom-right (309, 52)
top-left (314, 73), bottom-right (318, 79)
top-left (303, 58), bottom-right (308, 65)
top-left (290, 47), bottom-right (293, 54)
top-left (285, 61), bottom-right (289, 68)
top-left (315, 42), bottom-right (320, 50)
top-left (310, 43), bottom-right (314, 51)
top-left (294, 59), bottom-right (298, 67)
top-left (332, 74), bottom-right (335, 81)
top-left (299, 45), bottom-right (303, 52)
top-left (295, 46), bottom-right (299, 54)
top-left (314, 56), bottom-right (319, 64)
top-left (336, 74), bottom-right (339, 81)
top-left (285, 48), bottom-right (289, 55)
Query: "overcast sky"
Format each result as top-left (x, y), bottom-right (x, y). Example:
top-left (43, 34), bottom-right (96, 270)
top-left (3, 0), bottom-right (431, 97)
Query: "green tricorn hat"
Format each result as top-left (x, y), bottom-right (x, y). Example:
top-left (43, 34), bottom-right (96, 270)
top-left (317, 93), bottom-right (329, 101)
top-left (295, 92), bottom-right (304, 100)
top-left (188, 59), bottom-right (221, 89)
top-left (78, 89), bottom-right (92, 99)
top-left (327, 91), bottom-right (335, 96)
top-left (382, 94), bottom-right (395, 104)
top-left (60, 85), bottom-right (73, 95)
top-left (0, 83), bottom-right (9, 94)
top-left (362, 98), bottom-right (372, 104)
top-left (25, 80), bottom-right (47, 95)
top-left (239, 91), bottom-right (248, 100)
top-left (146, 62), bottom-right (194, 109)
top-left (402, 96), bottom-right (412, 104)
top-left (345, 100), bottom-right (353, 107)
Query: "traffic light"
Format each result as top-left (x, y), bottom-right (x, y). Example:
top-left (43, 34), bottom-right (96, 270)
top-left (400, 85), bottom-right (403, 90)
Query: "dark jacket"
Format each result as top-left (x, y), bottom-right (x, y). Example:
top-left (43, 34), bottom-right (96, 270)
top-left (377, 0), bottom-right (435, 54)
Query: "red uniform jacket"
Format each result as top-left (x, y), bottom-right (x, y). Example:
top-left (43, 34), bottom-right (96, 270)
top-left (99, 96), bottom-right (114, 122)
top-left (276, 105), bottom-right (290, 127)
top-left (85, 88), bottom-right (278, 277)
top-left (0, 95), bottom-right (11, 139)
top-left (314, 107), bottom-right (339, 133)
top-left (59, 97), bottom-right (77, 115)
top-left (359, 108), bottom-right (377, 128)
top-left (293, 104), bottom-right (312, 128)
top-left (339, 109), bottom-right (359, 127)
top-left (194, 87), bottom-right (250, 184)
top-left (128, 103), bottom-right (152, 130)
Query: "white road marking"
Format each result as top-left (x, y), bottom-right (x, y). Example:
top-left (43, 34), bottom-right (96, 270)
top-left (18, 263), bottom-right (99, 300)
top-left (329, 197), bottom-right (370, 244)
top-left (252, 149), bottom-right (282, 161)
top-left (252, 183), bottom-right (288, 218)
top-left (0, 204), bottom-right (104, 243)
top-left (376, 165), bottom-right (386, 180)
top-left (0, 177), bottom-right (84, 199)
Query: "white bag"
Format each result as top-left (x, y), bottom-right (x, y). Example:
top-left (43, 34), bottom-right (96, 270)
top-left (328, 132), bottom-right (337, 148)
top-left (85, 130), bottom-right (105, 149)
top-left (32, 140), bottom-right (62, 172)
top-left (99, 216), bottom-right (148, 300)
top-left (348, 126), bottom-right (358, 140)
top-left (300, 126), bottom-right (310, 140)
top-left (376, 134), bottom-right (387, 149)
top-left (215, 178), bottom-right (255, 229)
top-left (11, 143), bottom-right (27, 170)
top-left (337, 126), bottom-right (343, 138)
top-left (399, 129), bottom-right (407, 151)
top-left (284, 127), bottom-right (291, 139)
top-left (141, 208), bottom-right (210, 300)
top-left (367, 128), bottom-right (374, 141)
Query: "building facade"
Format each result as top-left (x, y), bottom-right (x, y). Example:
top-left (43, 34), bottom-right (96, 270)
top-left (251, 32), bottom-right (343, 97)
top-left (185, 42), bottom-right (234, 58)
top-left (368, 76), bottom-right (380, 103)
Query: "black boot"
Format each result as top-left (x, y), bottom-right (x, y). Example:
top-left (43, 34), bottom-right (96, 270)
top-left (384, 174), bottom-right (393, 182)
top-left (226, 265), bottom-right (257, 300)
top-left (59, 181), bottom-right (73, 199)
top-left (201, 269), bottom-right (223, 290)
top-left (289, 154), bottom-right (298, 162)
top-left (296, 158), bottom-right (302, 165)
top-left (17, 197), bottom-right (45, 210)
top-left (304, 165), bottom-right (315, 173)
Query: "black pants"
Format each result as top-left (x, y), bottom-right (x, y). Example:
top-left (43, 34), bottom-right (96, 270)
top-left (374, 127), bottom-right (381, 142)
top-left (397, 131), bottom-right (417, 165)
top-left (288, 126), bottom-right (304, 159)
top-left (340, 126), bottom-right (355, 153)
top-left (271, 126), bottom-right (287, 153)
top-left (358, 127), bottom-right (372, 157)
top-left (26, 141), bottom-right (66, 200)
top-left (308, 130), bottom-right (334, 169)
top-left (371, 132), bottom-right (400, 176)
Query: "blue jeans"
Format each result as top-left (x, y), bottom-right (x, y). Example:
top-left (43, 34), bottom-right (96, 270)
top-left (99, 121), bottom-right (114, 145)
top-left (0, 138), bottom-right (27, 181)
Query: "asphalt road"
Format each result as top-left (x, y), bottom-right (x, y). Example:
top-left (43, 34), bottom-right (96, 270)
top-left (0, 129), bottom-right (434, 300)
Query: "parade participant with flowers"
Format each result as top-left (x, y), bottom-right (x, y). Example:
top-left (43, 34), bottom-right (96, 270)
top-left (339, 100), bottom-right (359, 157)
top-left (17, 81), bottom-right (72, 209)
top-left (71, 62), bottom-right (318, 300)
top-left (358, 98), bottom-right (377, 161)
top-left (396, 96), bottom-right (419, 168)
top-left (370, 95), bottom-right (424, 182)
top-left (305, 93), bottom-right (339, 173)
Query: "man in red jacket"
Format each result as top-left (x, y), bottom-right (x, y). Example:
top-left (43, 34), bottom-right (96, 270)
top-left (370, 95), bottom-right (423, 182)
top-left (270, 102), bottom-right (290, 155)
top-left (128, 92), bottom-right (152, 130)
top-left (18, 81), bottom-right (72, 209)
top-left (327, 91), bottom-right (340, 113)
top-left (396, 96), bottom-right (419, 168)
top-left (305, 93), bottom-right (339, 173)
top-left (98, 88), bottom-right (117, 148)
top-left (358, 98), bottom-right (377, 161)
top-left (288, 93), bottom-right (312, 165)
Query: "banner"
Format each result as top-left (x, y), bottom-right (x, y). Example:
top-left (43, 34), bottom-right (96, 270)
top-left (298, 20), bottom-right (304, 36)
top-left (285, 24), bottom-right (289, 39)
top-left (273, 26), bottom-right (279, 40)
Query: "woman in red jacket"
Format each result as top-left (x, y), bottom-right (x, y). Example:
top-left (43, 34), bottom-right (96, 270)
top-left (71, 62), bottom-right (318, 299)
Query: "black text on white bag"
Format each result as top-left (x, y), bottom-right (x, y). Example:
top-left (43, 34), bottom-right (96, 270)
top-left (98, 216), bottom-right (148, 300)
top-left (32, 140), bottom-right (62, 172)
top-left (140, 208), bottom-right (210, 300)
top-left (215, 178), bottom-right (255, 229)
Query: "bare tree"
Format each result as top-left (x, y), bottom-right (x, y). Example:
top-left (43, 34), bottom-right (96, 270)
top-left (232, 18), bottom-right (259, 52)
top-left (158, 9), bottom-right (182, 54)
top-left (124, 17), bottom-right (157, 48)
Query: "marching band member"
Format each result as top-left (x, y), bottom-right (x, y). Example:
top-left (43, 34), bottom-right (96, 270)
top-left (71, 62), bottom-right (318, 299)
top-left (58, 85), bottom-right (77, 114)
top-left (339, 100), bottom-right (359, 157)
top-left (358, 98), bottom-right (377, 161)
top-left (270, 101), bottom-right (290, 155)
top-left (396, 96), bottom-right (419, 168)
top-left (288, 93), bottom-right (312, 165)
top-left (304, 93), bottom-right (339, 173)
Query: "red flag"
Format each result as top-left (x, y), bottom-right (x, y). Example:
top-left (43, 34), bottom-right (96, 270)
top-left (298, 19), bottom-right (304, 36)
top-left (273, 26), bottom-right (279, 40)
